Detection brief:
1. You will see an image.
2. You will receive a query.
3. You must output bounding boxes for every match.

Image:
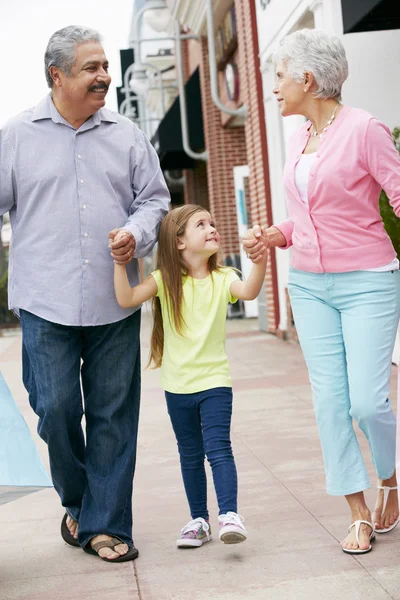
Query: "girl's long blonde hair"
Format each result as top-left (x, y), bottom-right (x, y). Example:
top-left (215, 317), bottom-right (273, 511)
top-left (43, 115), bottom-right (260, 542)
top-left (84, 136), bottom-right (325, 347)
top-left (148, 204), bottom-right (222, 369)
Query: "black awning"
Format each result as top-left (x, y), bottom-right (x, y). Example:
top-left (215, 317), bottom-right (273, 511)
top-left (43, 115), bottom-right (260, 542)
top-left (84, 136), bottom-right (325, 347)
top-left (342, 0), bottom-right (400, 33)
top-left (151, 68), bottom-right (205, 170)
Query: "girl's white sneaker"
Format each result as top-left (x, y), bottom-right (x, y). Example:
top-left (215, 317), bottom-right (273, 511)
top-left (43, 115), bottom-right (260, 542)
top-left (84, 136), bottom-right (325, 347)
top-left (176, 517), bottom-right (212, 548)
top-left (218, 512), bottom-right (247, 544)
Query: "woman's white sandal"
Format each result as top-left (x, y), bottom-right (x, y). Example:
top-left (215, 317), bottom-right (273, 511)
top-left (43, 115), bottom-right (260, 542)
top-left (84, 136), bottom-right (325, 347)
top-left (375, 485), bottom-right (399, 534)
top-left (342, 520), bottom-right (375, 555)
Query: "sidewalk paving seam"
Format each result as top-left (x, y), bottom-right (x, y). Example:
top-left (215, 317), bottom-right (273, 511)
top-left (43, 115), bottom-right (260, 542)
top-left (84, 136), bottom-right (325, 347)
top-left (133, 561), bottom-right (143, 600)
top-left (2, 323), bottom-right (398, 599)
top-left (239, 435), bottom-right (338, 536)
top-left (239, 435), bottom-right (396, 598)
top-left (351, 560), bottom-right (394, 599)
top-left (266, 386), bottom-right (310, 405)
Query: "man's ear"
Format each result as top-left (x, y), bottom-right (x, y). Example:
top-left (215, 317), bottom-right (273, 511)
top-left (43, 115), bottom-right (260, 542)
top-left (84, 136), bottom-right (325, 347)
top-left (177, 237), bottom-right (185, 250)
top-left (49, 66), bottom-right (63, 88)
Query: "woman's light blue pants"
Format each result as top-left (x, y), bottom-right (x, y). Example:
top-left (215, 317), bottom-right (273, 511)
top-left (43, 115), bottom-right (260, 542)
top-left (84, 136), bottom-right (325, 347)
top-left (288, 268), bottom-right (400, 496)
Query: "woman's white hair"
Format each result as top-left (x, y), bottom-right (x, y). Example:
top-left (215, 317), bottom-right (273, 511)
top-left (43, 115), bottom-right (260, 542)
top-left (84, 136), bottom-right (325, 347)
top-left (44, 25), bottom-right (103, 88)
top-left (272, 29), bottom-right (348, 101)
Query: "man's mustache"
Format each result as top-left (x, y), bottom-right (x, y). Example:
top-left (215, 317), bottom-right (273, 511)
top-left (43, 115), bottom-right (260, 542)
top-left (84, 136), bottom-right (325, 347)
top-left (88, 83), bottom-right (109, 92)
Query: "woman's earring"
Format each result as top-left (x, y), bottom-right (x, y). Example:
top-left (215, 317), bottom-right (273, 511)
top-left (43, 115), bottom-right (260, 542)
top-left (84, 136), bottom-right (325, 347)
top-left (304, 88), bottom-right (307, 92)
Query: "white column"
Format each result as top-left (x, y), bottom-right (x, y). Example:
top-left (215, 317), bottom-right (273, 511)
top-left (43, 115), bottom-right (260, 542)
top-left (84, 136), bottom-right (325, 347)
top-left (309, 0), bottom-right (325, 29)
top-left (261, 60), bottom-right (291, 334)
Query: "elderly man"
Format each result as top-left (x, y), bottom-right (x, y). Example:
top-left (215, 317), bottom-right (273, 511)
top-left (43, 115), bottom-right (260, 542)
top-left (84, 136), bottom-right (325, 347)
top-left (0, 26), bottom-right (169, 562)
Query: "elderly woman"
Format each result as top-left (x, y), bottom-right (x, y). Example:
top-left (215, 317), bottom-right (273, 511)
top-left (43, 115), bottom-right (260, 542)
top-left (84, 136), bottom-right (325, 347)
top-left (244, 29), bottom-right (400, 555)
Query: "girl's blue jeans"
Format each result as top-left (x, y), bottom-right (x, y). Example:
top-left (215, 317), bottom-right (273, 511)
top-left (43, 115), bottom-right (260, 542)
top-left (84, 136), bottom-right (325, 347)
top-left (288, 268), bottom-right (400, 496)
top-left (165, 387), bottom-right (238, 519)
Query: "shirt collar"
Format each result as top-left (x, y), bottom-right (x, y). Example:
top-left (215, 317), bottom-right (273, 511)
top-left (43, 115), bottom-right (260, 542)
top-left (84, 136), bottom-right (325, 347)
top-left (97, 107), bottom-right (118, 124)
top-left (31, 94), bottom-right (118, 126)
top-left (31, 94), bottom-right (54, 122)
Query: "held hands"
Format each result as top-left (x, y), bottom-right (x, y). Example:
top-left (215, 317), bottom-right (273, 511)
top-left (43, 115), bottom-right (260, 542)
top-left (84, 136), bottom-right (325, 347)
top-left (242, 226), bottom-right (268, 263)
top-left (242, 225), bottom-right (286, 263)
top-left (108, 229), bottom-right (136, 265)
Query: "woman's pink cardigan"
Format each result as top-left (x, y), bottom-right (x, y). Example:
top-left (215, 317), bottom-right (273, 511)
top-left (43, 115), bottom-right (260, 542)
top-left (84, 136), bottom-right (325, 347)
top-left (276, 106), bottom-right (400, 273)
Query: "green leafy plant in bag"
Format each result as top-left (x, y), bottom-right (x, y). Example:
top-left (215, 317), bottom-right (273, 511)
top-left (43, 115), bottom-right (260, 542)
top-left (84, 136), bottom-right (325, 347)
top-left (379, 127), bottom-right (400, 259)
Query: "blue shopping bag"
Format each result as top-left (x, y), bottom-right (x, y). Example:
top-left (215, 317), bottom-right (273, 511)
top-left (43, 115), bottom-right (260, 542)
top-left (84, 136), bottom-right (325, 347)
top-left (0, 371), bottom-right (52, 488)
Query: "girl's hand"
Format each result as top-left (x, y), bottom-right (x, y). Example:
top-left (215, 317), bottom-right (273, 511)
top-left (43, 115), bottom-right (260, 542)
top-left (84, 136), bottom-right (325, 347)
top-left (242, 226), bottom-right (287, 262)
top-left (108, 229), bottom-right (136, 265)
top-left (242, 226), bottom-right (267, 263)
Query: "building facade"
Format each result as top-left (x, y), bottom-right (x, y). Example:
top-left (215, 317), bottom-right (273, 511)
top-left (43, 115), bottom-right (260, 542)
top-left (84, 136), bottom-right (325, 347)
top-left (124, 0), bottom-right (399, 347)
top-left (150, 0), bottom-right (281, 330)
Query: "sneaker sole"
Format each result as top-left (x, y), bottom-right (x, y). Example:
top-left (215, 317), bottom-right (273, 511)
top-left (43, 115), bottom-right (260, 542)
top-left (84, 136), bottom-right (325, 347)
top-left (176, 536), bottom-right (212, 548)
top-left (220, 531), bottom-right (247, 544)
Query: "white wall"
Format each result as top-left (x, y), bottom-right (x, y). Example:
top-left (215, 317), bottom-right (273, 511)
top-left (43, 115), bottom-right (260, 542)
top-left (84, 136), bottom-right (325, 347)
top-left (341, 30), bottom-right (400, 130)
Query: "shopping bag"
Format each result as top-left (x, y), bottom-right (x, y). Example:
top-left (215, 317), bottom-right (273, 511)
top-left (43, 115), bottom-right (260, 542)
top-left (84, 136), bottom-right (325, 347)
top-left (0, 371), bottom-right (52, 504)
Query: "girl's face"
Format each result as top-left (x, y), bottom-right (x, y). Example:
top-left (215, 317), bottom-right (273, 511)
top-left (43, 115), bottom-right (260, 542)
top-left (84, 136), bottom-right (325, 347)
top-left (177, 211), bottom-right (220, 256)
top-left (273, 61), bottom-right (305, 117)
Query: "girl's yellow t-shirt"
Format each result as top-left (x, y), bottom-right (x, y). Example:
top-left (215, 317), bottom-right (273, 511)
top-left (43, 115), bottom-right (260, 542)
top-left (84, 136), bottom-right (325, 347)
top-left (151, 267), bottom-right (239, 394)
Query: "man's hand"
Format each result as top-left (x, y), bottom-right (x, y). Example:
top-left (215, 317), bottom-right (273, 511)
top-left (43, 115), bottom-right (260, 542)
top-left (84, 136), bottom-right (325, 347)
top-left (242, 225), bottom-right (287, 263)
top-left (108, 229), bottom-right (136, 265)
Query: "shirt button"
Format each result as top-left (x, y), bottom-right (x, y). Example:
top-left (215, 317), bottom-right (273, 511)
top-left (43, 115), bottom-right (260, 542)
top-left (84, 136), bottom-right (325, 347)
top-left (83, 232), bottom-right (88, 237)
top-left (84, 259), bottom-right (89, 264)
top-left (82, 205), bottom-right (87, 209)
top-left (80, 179), bottom-right (84, 184)
top-left (77, 155), bottom-right (82, 159)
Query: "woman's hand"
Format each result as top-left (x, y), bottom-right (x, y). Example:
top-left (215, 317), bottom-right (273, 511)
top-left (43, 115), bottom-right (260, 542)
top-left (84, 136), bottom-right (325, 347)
top-left (242, 226), bottom-right (287, 263)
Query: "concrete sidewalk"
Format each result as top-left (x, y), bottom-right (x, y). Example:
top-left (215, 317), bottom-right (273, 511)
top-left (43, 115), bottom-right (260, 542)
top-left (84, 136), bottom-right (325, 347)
top-left (1, 308), bottom-right (399, 600)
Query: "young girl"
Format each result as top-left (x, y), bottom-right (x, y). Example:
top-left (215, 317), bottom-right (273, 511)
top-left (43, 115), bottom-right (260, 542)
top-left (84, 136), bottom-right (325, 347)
top-left (114, 204), bottom-right (268, 548)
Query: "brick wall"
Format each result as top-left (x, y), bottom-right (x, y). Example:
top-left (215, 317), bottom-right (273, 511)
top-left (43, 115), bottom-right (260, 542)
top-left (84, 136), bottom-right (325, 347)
top-left (198, 36), bottom-right (247, 257)
top-left (183, 162), bottom-right (209, 209)
top-left (233, 0), bottom-right (280, 331)
top-left (178, 3), bottom-right (279, 331)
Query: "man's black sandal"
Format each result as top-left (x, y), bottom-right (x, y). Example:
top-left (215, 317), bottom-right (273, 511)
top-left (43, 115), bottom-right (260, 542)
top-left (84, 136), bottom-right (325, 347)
top-left (61, 513), bottom-right (80, 547)
top-left (83, 537), bottom-right (139, 562)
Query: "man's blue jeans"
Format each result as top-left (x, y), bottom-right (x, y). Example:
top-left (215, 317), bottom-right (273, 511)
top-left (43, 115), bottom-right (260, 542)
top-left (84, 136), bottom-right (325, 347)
top-left (20, 309), bottom-right (141, 548)
top-left (165, 387), bottom-right (238, 520)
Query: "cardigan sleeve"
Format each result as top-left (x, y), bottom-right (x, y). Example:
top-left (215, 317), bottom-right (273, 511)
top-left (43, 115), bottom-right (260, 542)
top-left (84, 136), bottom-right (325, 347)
top-left (365, 118), bottom-right (400, 217)
top-left (273, 219), bottom-right (294, 249)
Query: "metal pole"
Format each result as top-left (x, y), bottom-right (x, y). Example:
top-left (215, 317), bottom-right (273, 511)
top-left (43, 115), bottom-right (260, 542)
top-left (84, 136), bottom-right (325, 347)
top-left (121, 3), bottom-right (154, 121)
top-left (120, 4), bottom-right (147, 123)
top-left (119, 100), bottom-right (161, 132)
top-left (119, 98), bottom-right (138, 119)
top-left (133, 34), bottom-right (198, 44)
top-left (132, 5), bottom-right (148, 67)
top-left (205, 0), bottom-right (247, 118)
top-left (175, 20), bottom-right (208, 161)
top-left (129, 9), bottom-right (199, 65)
top-left (124, 13), bottom-right (208, 160)
top-left (123, 62), bottom-right (166, 118)
top-left (148, 67), bottom-right (166, 115)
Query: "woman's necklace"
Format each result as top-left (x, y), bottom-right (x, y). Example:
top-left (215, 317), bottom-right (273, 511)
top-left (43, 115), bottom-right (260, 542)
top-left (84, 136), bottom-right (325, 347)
top-left (310, 103), bottom-right (341, 138)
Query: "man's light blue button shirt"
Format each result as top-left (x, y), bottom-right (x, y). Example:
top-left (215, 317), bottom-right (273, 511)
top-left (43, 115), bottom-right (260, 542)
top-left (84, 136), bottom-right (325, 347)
top-left (0, 95), bottom-right (170, 326)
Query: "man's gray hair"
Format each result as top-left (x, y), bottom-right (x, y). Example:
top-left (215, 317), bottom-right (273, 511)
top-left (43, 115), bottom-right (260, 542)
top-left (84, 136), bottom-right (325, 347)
top-left (44, 25), bottom-right (103, 88)
top-left (272, 29), bottom-right (348, 101)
